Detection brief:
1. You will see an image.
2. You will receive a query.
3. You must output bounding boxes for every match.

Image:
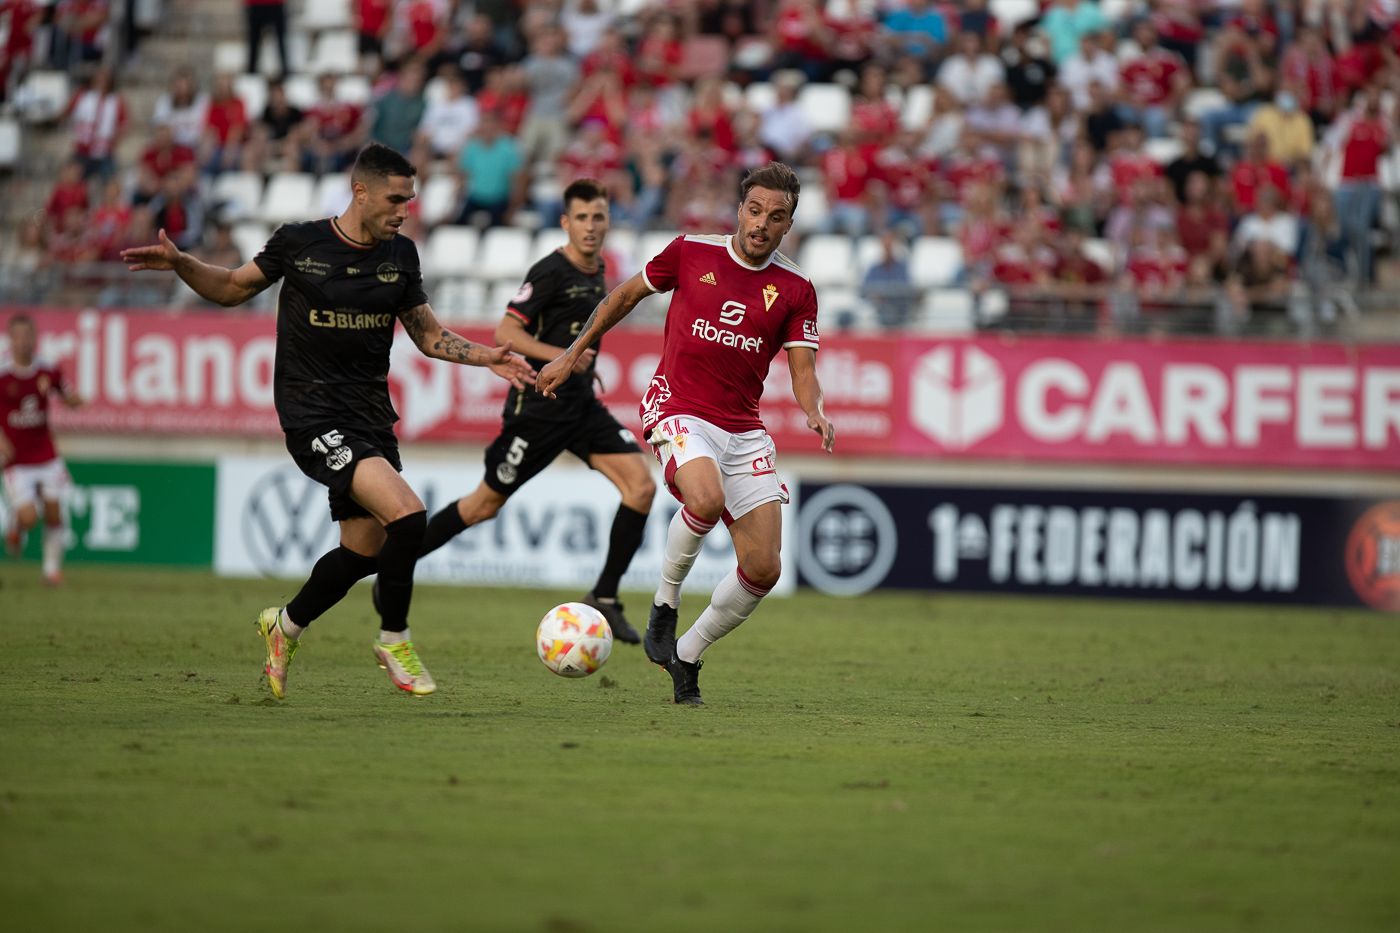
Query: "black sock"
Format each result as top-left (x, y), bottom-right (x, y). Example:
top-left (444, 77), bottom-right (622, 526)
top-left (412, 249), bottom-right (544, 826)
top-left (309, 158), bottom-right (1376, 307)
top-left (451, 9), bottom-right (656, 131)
top-left (418, 502), bottom-right (468, 558)
top-left (286, 546), bottom-right (379, 628)
top-left (592, 505), bottom-right (649, 600)
top-left (377, 511), bottom-right (427, 633)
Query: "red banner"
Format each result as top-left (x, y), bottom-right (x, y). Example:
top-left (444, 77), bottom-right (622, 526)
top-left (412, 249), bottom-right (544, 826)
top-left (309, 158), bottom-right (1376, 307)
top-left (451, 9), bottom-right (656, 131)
top-left (10, 309), bottom-right (1400, 470)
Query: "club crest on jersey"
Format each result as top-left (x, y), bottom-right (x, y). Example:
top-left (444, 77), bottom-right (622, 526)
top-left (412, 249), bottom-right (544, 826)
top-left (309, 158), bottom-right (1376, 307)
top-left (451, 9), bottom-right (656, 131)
top-left (376, 263), bottom-right (400, 283)
top-left (512, 281), bottom-right (533, 304)
top-left (762, 284), bottom-right (779, 312)
top-left (700, 272), bottom-right (717, 285)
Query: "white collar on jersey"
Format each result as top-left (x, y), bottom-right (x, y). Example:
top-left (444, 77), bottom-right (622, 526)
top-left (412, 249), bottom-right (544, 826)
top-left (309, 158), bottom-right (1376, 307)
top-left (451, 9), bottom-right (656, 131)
top-left (725, 234), bottom-right (775, 271)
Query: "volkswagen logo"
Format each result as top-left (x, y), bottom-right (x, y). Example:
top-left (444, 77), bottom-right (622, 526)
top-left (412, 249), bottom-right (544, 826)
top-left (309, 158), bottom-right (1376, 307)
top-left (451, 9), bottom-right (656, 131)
top-left (241, 465), bottom-right (338, 575)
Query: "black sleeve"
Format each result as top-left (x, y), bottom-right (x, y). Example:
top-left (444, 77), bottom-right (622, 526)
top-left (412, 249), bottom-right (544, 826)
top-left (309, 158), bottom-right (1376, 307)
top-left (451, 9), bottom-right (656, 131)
top-left (397, 238), bottom-right (429, 313)
top-left (252, 224), bottom-right (292, 283)
top-left (505, 258), bottom-right (558, 328)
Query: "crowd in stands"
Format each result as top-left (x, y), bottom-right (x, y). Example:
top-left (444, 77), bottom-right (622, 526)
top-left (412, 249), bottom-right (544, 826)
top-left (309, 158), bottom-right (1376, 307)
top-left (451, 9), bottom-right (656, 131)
top-left (7, 0), bottom-right (1400, 333)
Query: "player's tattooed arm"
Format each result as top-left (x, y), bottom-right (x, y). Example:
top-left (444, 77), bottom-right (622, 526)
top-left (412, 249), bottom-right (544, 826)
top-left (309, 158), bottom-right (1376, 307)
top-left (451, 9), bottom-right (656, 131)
top-left (788, 347), bottom-right (836, 453)
top-left (122, 229), bottom-right (270, 306)
top-left (399, 304), bottom-right (536, 388)
top-left (537, 273), bottom-right (652, 398)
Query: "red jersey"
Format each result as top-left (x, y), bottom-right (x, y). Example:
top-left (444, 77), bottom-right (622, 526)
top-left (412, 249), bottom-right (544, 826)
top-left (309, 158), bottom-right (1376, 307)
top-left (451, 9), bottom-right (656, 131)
top-left (1341, 116), bottom-right (1389, 181)
top-left (640, 234), bottom-right (820, 434)
top-left (1230, 159), bottom-right (1290, 212)
top-left (1, 360), bottom-right (68, 465)
top-left (1121, 50), bottom-right (1185, 107)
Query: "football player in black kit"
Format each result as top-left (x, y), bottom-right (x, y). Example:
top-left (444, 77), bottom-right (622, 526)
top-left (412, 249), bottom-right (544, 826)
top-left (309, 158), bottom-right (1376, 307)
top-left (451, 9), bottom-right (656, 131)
top-left (414, 179), bottom-right (656, 643)
top-left (122, 143), bottom-right (534, 699)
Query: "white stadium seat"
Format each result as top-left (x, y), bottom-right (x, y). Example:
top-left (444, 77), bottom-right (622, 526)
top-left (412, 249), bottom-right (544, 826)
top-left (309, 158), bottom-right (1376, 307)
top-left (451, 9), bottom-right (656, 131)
top-left (284, 73), bottom-right (318, 109)
top-left (424, 76), bottom-right (450, 107)
top-left (488, 280), bottom-right (524, 318)
top-left (431, 278), bottom-right (488, 321)
top-left (260, 173), bottom-right (318, 225)
top-left (212, 171), bottom-right (265, 220)
top-left (15, 71), bottom-right (70, 123)
top-left (315, 172), bottom-right (351, 215)
top-left (418, 174), bottom-right (461, 227)
top-left (336, 74), bottom-right (371, 105)
top-left (991, 0), bottom-right (1041, 30)
top-left (1183, 88), bottom-right (1228, 120)
top-left (798, 83), bottom-right (852, 134)
top-left (533, 227), bottom-right (569, 257)
top-left (798, 235), bottom-right (857, 288)
top-left (604, 228), bottom-right (637, 266)
top-left (854, 234), bottom-right (896, 278)
top-left (909, 237), bottom-right (964, 288)
top-left (422, 226), bottom-right (480, 278)
top-left (637, 230), bottom-right (681, 268)
top-left (310, 30), bottom-right (358, 75)
top-left (1082, 238), bottom-right (1115, 273)
top-left (745, 82), bottom-right (777, 113)
top-left (900, 85), bottom-right (934, 131)
top-left (216, 33), bottom-right (311, 77)
top-left (477, 227), bottom-right (534, 280)
top-left (1144, 137), bottom-right (1185, 164)
top-left (232, 222), bottom-right (271, 263)
top-left (233, 74), bottom-right (268, 118)
top-left (302, 0), bottom-right (351, 31)
top-left (0, 118), bottom-right (21, 169)
top-left (792, 186), bottom-right (829, 233)
top-left (915, 289), bottom-right (977, 334)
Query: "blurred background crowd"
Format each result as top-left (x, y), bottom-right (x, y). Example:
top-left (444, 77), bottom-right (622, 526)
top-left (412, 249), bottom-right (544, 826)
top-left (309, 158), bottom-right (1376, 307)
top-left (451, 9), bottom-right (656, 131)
top-left (3, 0), bottom-right (1400, 337)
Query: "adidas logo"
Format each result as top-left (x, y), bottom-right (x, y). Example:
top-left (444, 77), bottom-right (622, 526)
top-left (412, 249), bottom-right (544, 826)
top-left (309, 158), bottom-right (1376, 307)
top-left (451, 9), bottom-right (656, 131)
top-left (699, 272), bottom-right (717, 285)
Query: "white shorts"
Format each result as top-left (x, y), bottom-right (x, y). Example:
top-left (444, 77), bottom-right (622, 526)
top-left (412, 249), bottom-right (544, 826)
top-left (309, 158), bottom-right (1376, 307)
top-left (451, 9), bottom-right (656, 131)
top-left (3, 457), bottom-right (71, 510)
top-left (647, 415), bottom-right (789, 524)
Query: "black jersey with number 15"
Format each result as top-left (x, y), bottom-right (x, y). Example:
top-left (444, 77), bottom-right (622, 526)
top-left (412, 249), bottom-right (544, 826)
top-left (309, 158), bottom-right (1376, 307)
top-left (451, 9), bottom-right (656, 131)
top-left (503, 249), bottom-right (607, 422)
top-left (253, 220), bottom-right (428, 432)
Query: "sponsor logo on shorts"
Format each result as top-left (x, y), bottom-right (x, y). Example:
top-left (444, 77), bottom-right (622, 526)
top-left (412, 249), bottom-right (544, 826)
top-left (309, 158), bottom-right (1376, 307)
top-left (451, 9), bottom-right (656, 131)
top-left (325, 447), bottom-right (353, 471)
top-left (496, 463), bottom-right (518, 485)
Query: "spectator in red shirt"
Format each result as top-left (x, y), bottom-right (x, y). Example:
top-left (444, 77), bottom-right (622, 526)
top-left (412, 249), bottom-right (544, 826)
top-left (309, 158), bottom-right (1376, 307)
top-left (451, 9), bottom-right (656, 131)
top-left (45, 160), bottom-right (90, 230)
top-left (89, 178), bottom-right (132, 259)
top-left (50, 0), bottom-right (107, 69)
top-left (1176, 170), bottom-right (1229, 285)
top-left (636, 13), bottom-right (684, 89)
top-left (771, 0), bottom-right (834, 81)
top-left (1201, 21), bottom-right (1272, 156)
top-left (477, 65), bottom-right (530, 135)
top-left (354, 0), bottom-right (393, 62)
top-left (244, 0), bottom-right (288, 76)
top-left (202, 73), bottom-right (248, 176)
top-left (1119, 20), bottom-right (1191, 139)
top-left (0, 0), bottom-right (43, 100)
top-left (1330, 86), bottom-right (1390, 285)
top-left (583, 28), bottom-right (637, 89)
top-left (1280, 25), bottom-right (1339, 124)
top-left (822, 128), bottom-right (875, 236)
top-left (851, 63), bottom-right (900, 154)
top-left (1230, 132), bottom-right (1291, 214)
top-left (301, 72), bottom-right (366, 174)
top-left (136, 124), bottom-right (196, 202)
top-left (687, 78), bottom-right (737, 153)
top-left (872, 129), bottom-right (932, 236)
top-left (1106, 124), bottom-right (1164, 205)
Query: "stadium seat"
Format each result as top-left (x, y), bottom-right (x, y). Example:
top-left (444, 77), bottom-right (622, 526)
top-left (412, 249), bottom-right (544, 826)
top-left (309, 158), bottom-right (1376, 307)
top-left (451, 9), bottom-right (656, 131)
top-left (792, 186), bottom-right (829, 233)
top-left (488, 280), bottom-right (524, 318)
top-left (798, 84), bottom-right (852, 135)
top-left (1144, 137), bottom-right (1185, 164)
top-left (909, 237), bottom-right (964, 288)
top-left (232, 222), bottom-right (271, 261)
top-left (260, 173), bottom-right (318, 225)
top-left (529, 175), bottom-right (562, 214)
top-left (283, 74), bottom-right (318, 109)
top-left (14, 71), bottom-right (70, 124)
top-left (900, 85), bottom-right (934, 131)
top-left (604, 229), bottom-right (638, 269)
top-left (1381, 151), bottom-right (1400, 193)
top-left (418, 174), bottom-right (461, 227)
top-left (424, 76), bottom-right (450, 107)
top-left (914, 289), bottom-right (977, 334)
top-left (478, 227), bottom-right (534, 280)
top-left (336, 74), bottom-right (371, 105)
top-left (720, 81), bottom-right (745, 110)
top-left (310, 30), bottom-right (359, 75)
top-left (679, 36), bottom-right (731, 82)
top-left (798, 235), bottom-right (857, 288)
top-left (211, 171), bottom-right (265, 220)
top-left (854, 234), bottom-right (910, 278)
top-left (1183, 88), bottom-right (1228, 120)
top-left (533, 227), bottom-right (568, 257)
top-left (233, 74), bottom-right (268, 118)
top-left (821, 288), bottom-right (882, 333)
top-left (432, 277), bottom-right (488, 321)
top-left (422, 226), bottom-right (480, 278)
top-left (1100, 0), bottom-right (1138, 19)
top-left (216, 33), bottom-right (311, 77)
top-left (1082, 238), bottom-right (1115, 272)
top-left (315, 173), bottom-right (351, 215)
top-left (0, 118), bottom-right (20, 169)
top-left (744, 82), bottom-right (777, 114)
top-left (991, 0), bottom-right (1041, 30)
top-left (732, 37), bottom-right (774, 72)
top-left (302, 0), bottom-right (351, 31)
top-left (638, 230), bottom-right (681, 267)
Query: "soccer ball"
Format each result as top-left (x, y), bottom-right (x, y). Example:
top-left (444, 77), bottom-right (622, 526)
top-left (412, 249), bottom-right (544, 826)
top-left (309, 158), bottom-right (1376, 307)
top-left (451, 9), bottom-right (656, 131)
top-left (536, 602), bottom-right (613, 678)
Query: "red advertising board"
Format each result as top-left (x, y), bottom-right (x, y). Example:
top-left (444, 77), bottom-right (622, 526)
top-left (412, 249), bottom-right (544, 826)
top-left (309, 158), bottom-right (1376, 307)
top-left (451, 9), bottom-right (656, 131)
top-left (10, 309), bottom-right (1400, 470)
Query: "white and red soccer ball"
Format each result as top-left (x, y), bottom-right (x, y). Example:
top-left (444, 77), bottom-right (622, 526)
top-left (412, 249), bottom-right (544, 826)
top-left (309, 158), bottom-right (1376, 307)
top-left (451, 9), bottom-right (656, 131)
top-left (536, 602), bottom-right (613, 677)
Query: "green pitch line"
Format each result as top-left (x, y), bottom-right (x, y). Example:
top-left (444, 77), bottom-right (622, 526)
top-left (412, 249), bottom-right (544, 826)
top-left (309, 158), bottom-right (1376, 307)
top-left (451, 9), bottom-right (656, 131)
top-left (1, 567), bottom-right (1397, 933)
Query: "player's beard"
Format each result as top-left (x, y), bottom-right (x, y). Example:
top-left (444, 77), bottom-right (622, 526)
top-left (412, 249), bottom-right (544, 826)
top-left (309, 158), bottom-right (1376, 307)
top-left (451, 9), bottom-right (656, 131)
top-left (737, 228), bottom-right (778, 265)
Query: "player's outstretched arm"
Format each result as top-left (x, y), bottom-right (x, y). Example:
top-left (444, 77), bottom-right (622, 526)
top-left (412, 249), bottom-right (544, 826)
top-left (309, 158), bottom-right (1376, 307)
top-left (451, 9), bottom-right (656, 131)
top-left (121, 228), bottom-right (270, 307)
top-left (495, 314), bottom-right (597, 375)
top-left (537, 273), bottom-right (652, 398)
top-left (399, 303), bottom-right (536, 390)
top-left (788, 347), bottom-right (835, 453)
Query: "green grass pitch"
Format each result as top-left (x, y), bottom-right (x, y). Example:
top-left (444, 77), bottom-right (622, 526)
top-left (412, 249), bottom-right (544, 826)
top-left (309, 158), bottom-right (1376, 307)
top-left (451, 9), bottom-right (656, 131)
top-left (1, 566), bottom-right (1397, 932)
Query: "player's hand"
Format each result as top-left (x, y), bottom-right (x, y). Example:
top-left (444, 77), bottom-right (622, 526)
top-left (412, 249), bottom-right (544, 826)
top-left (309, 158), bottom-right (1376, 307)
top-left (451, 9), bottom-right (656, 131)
top-left (808, 412), bottom-right (835, 452)
top-left (485, 342), bottom-right (536, 391)
top-left (536, 352), bottom-right (575, 399)
top-left (570, 347), bottom-right (597, 376)
top-left (121, 228), bottom-right (181, 271)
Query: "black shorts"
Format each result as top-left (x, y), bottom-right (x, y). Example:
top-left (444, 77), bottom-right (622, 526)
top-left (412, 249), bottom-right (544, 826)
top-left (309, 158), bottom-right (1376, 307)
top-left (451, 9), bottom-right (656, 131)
top-left (484, 398), bottom-right (641, 496)
top-left (285, 422), bottom-right (402, 522)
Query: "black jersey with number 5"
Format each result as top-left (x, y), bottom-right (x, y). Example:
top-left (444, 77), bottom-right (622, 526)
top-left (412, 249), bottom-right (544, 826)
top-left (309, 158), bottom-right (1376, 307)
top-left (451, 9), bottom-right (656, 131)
top-left (502, 249), bottom-right (607, 422)
top-left (253, 219), bottom-right (428, 431)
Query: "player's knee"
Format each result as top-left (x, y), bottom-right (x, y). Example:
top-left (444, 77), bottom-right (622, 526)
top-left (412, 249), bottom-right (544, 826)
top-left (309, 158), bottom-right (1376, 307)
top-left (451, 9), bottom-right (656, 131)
top-left (686, 490), bottom-right (725, 523)
top-left (626, 475), bottom-right (657, 510)
top-left (741, 555), bottom-right (781, 591)
top-left (384, 509), bottom-right (427, 547)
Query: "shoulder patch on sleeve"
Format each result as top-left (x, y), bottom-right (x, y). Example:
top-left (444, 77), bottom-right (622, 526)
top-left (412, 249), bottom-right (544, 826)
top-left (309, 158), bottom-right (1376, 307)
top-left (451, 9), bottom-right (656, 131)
top-left (512, 281), bottom-right (534, 305)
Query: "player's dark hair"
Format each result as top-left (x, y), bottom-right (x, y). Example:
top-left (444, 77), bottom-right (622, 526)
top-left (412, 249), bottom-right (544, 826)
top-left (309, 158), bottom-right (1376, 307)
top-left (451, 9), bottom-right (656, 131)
top-left (739, 162), bottom-right (801, 216)
top-left (351, 143), bottom-right (417, 186)
top-left (562, 178), bottom-right (609, 209)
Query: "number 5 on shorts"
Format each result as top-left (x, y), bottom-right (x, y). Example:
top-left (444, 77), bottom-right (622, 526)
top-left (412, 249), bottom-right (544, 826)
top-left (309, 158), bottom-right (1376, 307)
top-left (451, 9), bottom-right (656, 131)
top-left (506, 437), bottom-right (529, 465)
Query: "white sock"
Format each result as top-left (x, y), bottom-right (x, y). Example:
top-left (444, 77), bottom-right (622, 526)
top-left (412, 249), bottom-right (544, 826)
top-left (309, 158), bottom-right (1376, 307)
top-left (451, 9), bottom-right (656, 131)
top-left (279, 608), bottom-right (305, 640)
top-left (379, 628), bottom-right (410, 644)
top-left (676, 567), bottom-right (772, 663)
top-left (42, 523), bottom-right (64, 577)
top-left (655, 507), bottom-right (717, 608)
